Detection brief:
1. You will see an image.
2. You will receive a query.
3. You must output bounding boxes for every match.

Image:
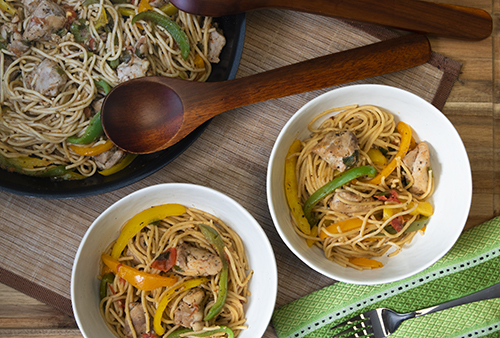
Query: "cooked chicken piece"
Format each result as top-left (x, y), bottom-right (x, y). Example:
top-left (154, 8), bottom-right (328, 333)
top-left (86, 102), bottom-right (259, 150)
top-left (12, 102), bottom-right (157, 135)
top-left (22, 0), bottom-right (42, 14)
top-left (92, 97), bottom-right (104, 113)
top-left (9, 32), bottom-right (30, 56)
top-left (92, 146), bottom-right (126, 171)
top-left (23, 0), bottom-right (66, 42)
top-left (25, 58), bottom-right (67, 97)
top-left (402, 142), bottom-right (431, 196)
top-left (134, 36), bottom-right (148, 56)
top-left (3, 56), bottom-right (13, 73)
top-left (175, 243), bottom-right (222, 277)
top-left (1, 22), bottom-right (30, 56)
top-left (174, 289), bottom-right (205, 331)
top-left (312, 131), bottom-right (359, 172)
top-left (117, 55), bottom-right (149, 83)
top-left (148, 0), bottom-right (168, 8)
top-left (124, 302), bottom-right (151, 338)
top-left (207, 28), bottom-right (225, 63)
top-left (330, 191), bottom-right (382, 215)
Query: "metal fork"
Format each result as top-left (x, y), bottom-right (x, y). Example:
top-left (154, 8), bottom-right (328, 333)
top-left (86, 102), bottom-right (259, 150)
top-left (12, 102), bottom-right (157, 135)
top-left (329, 281), bottom-right (500, 338)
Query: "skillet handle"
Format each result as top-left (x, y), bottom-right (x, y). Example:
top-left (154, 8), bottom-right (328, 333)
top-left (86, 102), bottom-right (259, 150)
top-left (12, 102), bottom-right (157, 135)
top-left (171, 0), bottom-right (492, 41)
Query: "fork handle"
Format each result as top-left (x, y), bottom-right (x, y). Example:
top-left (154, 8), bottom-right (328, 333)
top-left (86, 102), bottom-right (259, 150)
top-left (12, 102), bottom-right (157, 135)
top-left (414, 282), bottom-right (500, 318)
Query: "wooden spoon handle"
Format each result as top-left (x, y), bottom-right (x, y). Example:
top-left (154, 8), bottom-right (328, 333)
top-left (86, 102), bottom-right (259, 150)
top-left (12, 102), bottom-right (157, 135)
top-left (182, 33), bottom-right (430, 121)
top-left (172, 34), bottom-right (431, 148)
top-left (171, 0), bottom-right (492, 40)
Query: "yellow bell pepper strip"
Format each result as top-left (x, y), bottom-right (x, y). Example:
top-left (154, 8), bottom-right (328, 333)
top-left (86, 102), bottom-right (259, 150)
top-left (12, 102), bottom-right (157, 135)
top-left (365, 121), bottom-right (412, 185)
top-left (319, 218), bottom-right (363, 240)
top-left (132, 11), bottom-right (190, 60)
top-left (0, 154), bottom-right (86, 179)
top-left (409, 136), bottom-right (417, 151)
top-left (349, 257), bottom-right (383, 269)
top-left (98, 153), bottom-right (138, 176)
top-left (0, 0), bottom-right (15, 15)
top-left (166, 326), bottom-right (235, 338)
top-left (101, 253), bottom-right (178, 291)
top-left (303, 166), bottom-right (377, 226)
top-left (153, 277), bottom-right (209, 336)
top-left (409, 201), bottom-right (434, 217)
top-left (367, 148), bottom-right (388, 166)
top-left (284, 140), bottom-right (310, 235)
top-left (193, 53), bottom-right (205, 69)
top-left (382, 207), bottom-right (402, 221)
top-left (111, 203), bottom-right (186, 259)
top-left (199, 224), bottom-right (228, 321)
top-left (306, 225), bottom-right (318, 247)
top-left (69, 139), bottom-right (114, 156)
top-left (99, 272), bottom-right (115, 300)
top-left (94, 7), bottom-right (108, 29)
top-left (118, 7), bottom-right (135, 16)
top-left (159, 2), bottom-right (178, 15)
top-left (138, 0), bottom-right (152, 12)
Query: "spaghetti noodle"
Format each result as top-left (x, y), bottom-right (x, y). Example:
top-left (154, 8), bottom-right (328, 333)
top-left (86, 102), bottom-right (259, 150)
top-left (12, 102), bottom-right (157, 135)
top-left (0, 0), bottom-right (224, 178)
top-left (286, 105), bottom-right (434, 270)
top-left (99, 205), bottom-right (252, 338)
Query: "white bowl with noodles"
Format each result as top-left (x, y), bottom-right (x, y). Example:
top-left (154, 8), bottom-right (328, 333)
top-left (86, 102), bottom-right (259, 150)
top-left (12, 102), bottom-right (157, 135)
top-left (71, 183), bottom-right (277, 338)
top-left (267, 84), bottom-right (472, 285)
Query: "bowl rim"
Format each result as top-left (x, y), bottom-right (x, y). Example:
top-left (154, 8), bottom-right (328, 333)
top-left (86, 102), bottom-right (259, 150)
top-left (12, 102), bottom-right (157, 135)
top-left (266, 83), bottom-right (472, 285)
top-left (71, 182), bottom-right (277, 338)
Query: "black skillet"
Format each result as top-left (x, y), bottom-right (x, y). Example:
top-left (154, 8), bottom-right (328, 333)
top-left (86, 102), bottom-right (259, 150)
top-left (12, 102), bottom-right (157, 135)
top-left (0, 14), bottom-right (246, 198)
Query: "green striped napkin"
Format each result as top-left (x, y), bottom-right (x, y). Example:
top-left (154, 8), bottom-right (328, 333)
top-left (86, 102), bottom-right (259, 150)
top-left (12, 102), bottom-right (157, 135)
top-left (272, 217), bottom-right (500, 338)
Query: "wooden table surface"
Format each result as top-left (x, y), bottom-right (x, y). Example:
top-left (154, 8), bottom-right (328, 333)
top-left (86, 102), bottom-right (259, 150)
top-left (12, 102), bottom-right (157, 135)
top-left (0, 1), bottom-right (498, 337)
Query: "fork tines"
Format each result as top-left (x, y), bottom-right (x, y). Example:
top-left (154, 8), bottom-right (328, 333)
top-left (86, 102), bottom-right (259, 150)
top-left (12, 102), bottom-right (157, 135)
top-left (330, 313), bottom-right (374, 338)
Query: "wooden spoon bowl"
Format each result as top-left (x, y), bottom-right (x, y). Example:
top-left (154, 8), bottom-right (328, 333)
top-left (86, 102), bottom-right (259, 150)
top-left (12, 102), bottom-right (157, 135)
top-left (102, 34), bottom-right (431, 154)
top-left (171, 0), bottom-right (492, 41)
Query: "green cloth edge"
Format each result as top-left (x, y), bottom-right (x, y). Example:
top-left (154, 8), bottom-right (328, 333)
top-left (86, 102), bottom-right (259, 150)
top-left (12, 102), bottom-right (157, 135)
top-left (271, 216), bottom-right (500, 338)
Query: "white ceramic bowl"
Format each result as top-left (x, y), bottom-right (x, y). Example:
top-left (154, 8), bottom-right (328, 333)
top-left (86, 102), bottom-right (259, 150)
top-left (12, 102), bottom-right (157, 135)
top-left (267, 84), bottom-right (472, 285)
top-left (71, 183), bottom-right (277, 338)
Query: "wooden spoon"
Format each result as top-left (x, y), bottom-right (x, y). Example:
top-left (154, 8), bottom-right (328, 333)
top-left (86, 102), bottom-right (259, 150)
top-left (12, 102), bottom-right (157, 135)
top-left (170, 0), bottom-right (492, 41)
top-left (101, 34), bottom-right (431, 154)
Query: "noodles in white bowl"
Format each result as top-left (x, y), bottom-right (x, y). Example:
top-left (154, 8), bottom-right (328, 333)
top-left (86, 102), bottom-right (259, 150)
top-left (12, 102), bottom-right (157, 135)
top-left (71, 183), bottom-right (277, 338)
top-left (267, 84), bottom-right (472, 285)
top-left (286, 104), bottom-right (434, 270)
top-left (99, 205), bottom-right (252, 337)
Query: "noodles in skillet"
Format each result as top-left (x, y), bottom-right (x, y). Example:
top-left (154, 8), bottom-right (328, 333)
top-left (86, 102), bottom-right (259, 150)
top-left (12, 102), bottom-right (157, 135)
top-left (99, 205), bottom-right (252, 338)
top-left (285, 105), bottom-right (434, 270)
top-left (0, 0), bottom-right (225, 178)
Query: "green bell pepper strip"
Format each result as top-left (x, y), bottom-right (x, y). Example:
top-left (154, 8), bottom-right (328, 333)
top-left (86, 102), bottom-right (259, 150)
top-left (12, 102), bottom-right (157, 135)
top-left (375, 216), bottom-right (429, 236)
top-left (67, 79), bottom-right (112, 145)
top-left (70, 19), bottom-right (91, 44)
top-left (303, 166), bottom-right (377, 226)
top-left (166, 326), bottom-right (235, 338)
top-left (95, 78), bottom-right (112, 95)
top-left (132, 11), bottom-right (190, 60)
top-left (99, 272), bottom-right (115, 300)
top-left (66, 112), bottom-right (103, 144)
top-left (199, 224), bottom-right (229, 321)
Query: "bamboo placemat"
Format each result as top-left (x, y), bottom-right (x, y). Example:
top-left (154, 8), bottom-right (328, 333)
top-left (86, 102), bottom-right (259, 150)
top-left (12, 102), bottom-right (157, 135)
top-left (0, 8), bottom-right (461, 330)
